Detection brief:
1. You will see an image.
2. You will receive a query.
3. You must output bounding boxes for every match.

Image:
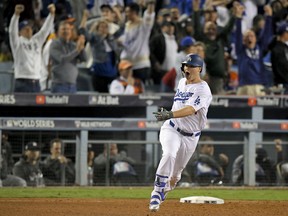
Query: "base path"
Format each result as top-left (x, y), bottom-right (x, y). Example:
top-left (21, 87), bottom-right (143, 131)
top-left (0, 198), bottom-right (287, 216)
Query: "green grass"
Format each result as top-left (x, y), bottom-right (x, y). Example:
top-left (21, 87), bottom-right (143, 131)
top-left (0, 187), bottom-right (288, 200)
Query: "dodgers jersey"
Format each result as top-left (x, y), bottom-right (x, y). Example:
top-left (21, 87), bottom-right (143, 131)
top-left (170, 78), bottom-right (212, 132)
top-left (9, 14), bottom-right (54, 80)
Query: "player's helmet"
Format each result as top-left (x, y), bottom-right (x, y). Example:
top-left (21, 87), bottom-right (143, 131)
top-left (181, 53), bottom-right (204, 68)
top-left (181, 54), bottom-right (203, 74)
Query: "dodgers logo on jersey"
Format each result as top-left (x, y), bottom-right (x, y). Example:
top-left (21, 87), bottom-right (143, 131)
top-left (174, 89), bottom-right (193, 103)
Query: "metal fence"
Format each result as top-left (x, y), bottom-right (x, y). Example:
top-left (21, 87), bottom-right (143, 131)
top-left (1, 126), bottom-right (287, 187)
top-left (1, 94), bottom-right (288, 187)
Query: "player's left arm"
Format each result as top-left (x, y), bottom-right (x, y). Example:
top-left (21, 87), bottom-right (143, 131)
top-left (171, 106), bottom-right (196, 118)
top-left (153, 106), bottom-right (195, 121)
top-left (154, 85), bottom-right (212, 121)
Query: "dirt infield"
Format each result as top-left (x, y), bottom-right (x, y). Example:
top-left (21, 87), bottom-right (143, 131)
top-left (1, 198), bottom-right (288, 216)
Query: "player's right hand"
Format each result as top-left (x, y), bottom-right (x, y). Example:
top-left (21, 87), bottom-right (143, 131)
top-left (15, 4), bottom-right (24, 15)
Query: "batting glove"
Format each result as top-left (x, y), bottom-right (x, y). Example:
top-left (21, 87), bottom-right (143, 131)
top-left (153, 108), bottom-right (173, 121)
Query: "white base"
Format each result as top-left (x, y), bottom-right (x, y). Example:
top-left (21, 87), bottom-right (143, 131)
top-left (180, 196), bottom-right (224, 204)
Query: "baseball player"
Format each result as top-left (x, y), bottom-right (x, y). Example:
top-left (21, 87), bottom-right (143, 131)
top-left (9, 4), bottom-right (55, 92)
top-left (149, 54), bottom-right (212, 212)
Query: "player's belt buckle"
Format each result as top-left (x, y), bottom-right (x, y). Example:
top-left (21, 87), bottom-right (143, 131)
top-left (169, 120), bottom-right (201, 137)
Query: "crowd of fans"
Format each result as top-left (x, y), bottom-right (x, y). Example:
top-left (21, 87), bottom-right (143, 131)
top-left (0, 0), bottom-right (287, 95)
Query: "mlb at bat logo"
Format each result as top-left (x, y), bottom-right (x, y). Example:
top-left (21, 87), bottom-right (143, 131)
top-left (89, 95), bottom-right (119, 105)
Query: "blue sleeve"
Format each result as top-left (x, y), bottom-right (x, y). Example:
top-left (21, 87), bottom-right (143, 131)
top-left (235, 18), bottom-right (243, 56)
top-left (258, 16), bottom-right (273, 50)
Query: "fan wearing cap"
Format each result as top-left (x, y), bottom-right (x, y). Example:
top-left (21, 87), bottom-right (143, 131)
top-left (8, 4), bottom-right (55, 93)
top-left (13, 142), bottom-right (44, 187)
top-left (269, 21), bottom-right (288, 94)
top-left (109, 60), bottom-right (145, 95)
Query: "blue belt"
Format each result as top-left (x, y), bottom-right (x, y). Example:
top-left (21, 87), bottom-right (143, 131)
top-left (169, 120), bottom-right (201, 137)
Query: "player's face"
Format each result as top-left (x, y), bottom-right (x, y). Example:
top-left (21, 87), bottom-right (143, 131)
top-left (183, 64), bottom-right (201, 83)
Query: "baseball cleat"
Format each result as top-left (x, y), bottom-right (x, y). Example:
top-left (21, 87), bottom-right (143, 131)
top-left (149, 202), bottom-right (160, 212)
top-left (149, 191), bottom-right (165, 212)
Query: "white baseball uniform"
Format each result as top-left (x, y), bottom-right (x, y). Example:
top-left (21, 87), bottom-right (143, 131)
top-left (154, 78), bottom-right (212, 193)
top-left (9, 14), bottom-right (54, 80)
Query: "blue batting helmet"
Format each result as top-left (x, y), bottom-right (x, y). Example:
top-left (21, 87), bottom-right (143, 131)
top-left (181, 53), bottom-right (204, 68)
